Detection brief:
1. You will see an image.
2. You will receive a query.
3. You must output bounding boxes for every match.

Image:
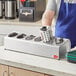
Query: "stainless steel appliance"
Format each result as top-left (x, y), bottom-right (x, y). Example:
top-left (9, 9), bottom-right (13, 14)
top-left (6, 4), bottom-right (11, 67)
top-left (5, 0), bottom-right (16, 19)
top-left (16, 0), bottom-right (19, 17)
top-left (3, 0), bottom-right (5, 17)
top-left (4, 31), bottom-right (71, 60)
top-left (0, 0), bottom-right (3, 18)
top-left (19, 0), bottom-right (46, 22)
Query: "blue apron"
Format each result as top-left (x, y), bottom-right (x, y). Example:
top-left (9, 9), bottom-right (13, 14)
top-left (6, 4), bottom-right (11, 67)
top-left (55, 0), bottom-right (76, 48)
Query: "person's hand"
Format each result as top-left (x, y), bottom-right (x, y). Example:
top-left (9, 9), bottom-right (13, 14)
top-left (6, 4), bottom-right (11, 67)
top-left (71, 47), bottom-right (76, 51)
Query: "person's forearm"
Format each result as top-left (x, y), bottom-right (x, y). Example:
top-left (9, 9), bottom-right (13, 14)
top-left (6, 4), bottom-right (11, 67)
top-left (42, 10), bottom-right (55, 26)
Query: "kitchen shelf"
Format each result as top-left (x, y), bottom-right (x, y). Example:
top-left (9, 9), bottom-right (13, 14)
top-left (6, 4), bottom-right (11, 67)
top-left (0, 18), bottom-right (41, 26)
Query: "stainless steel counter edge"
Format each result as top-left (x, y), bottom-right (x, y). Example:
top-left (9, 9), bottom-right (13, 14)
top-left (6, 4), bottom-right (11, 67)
top-left (0, 59), bottom-right (74, 76)
top-left (0, 46), bottom-right (76, 76)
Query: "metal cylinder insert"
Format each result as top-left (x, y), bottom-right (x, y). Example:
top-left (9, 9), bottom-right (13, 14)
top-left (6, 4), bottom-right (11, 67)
top-left (40, 26), bottom-right (52, 43)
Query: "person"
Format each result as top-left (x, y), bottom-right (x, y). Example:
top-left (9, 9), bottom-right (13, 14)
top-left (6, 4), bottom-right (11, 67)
top-left (42, 0), bottom-right (76, 48)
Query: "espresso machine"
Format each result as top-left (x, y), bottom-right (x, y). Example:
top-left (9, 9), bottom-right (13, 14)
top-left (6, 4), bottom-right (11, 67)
top-left (19, 0), bottom-right (46, 22)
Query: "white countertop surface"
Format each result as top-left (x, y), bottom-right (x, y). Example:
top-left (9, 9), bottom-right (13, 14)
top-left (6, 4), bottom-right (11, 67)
top-left (0, 46), bottom-right (76, 76)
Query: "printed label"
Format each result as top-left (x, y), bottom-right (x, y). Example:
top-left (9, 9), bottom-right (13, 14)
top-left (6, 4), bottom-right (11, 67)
top-left (64, 0), bottom-right (76, 4)
top-left (52, 55), bottom-right (59, 59)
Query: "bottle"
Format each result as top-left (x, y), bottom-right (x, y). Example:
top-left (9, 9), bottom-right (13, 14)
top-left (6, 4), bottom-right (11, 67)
top-left (0, 0), bottom-right (3, 18)
top-left (16, 0), bottom-right (19, 17)
top-left (5, 0), bottom-right (16, 19)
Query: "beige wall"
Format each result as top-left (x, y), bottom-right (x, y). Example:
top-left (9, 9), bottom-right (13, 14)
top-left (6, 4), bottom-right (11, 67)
top-left (46, 0), bottom-right (48, 3)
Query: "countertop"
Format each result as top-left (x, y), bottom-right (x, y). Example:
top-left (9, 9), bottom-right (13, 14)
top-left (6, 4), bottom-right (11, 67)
top-left (0, 19), bottom-right (42, 35)
top-left (0, 46), bottom-right (76, 76)
top-left (0, 19), bottom-right (41, 26)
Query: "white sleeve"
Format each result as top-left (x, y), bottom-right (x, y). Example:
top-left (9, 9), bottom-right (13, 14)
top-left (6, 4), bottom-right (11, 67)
top-left (46, 0), bottom-right (57, 12)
